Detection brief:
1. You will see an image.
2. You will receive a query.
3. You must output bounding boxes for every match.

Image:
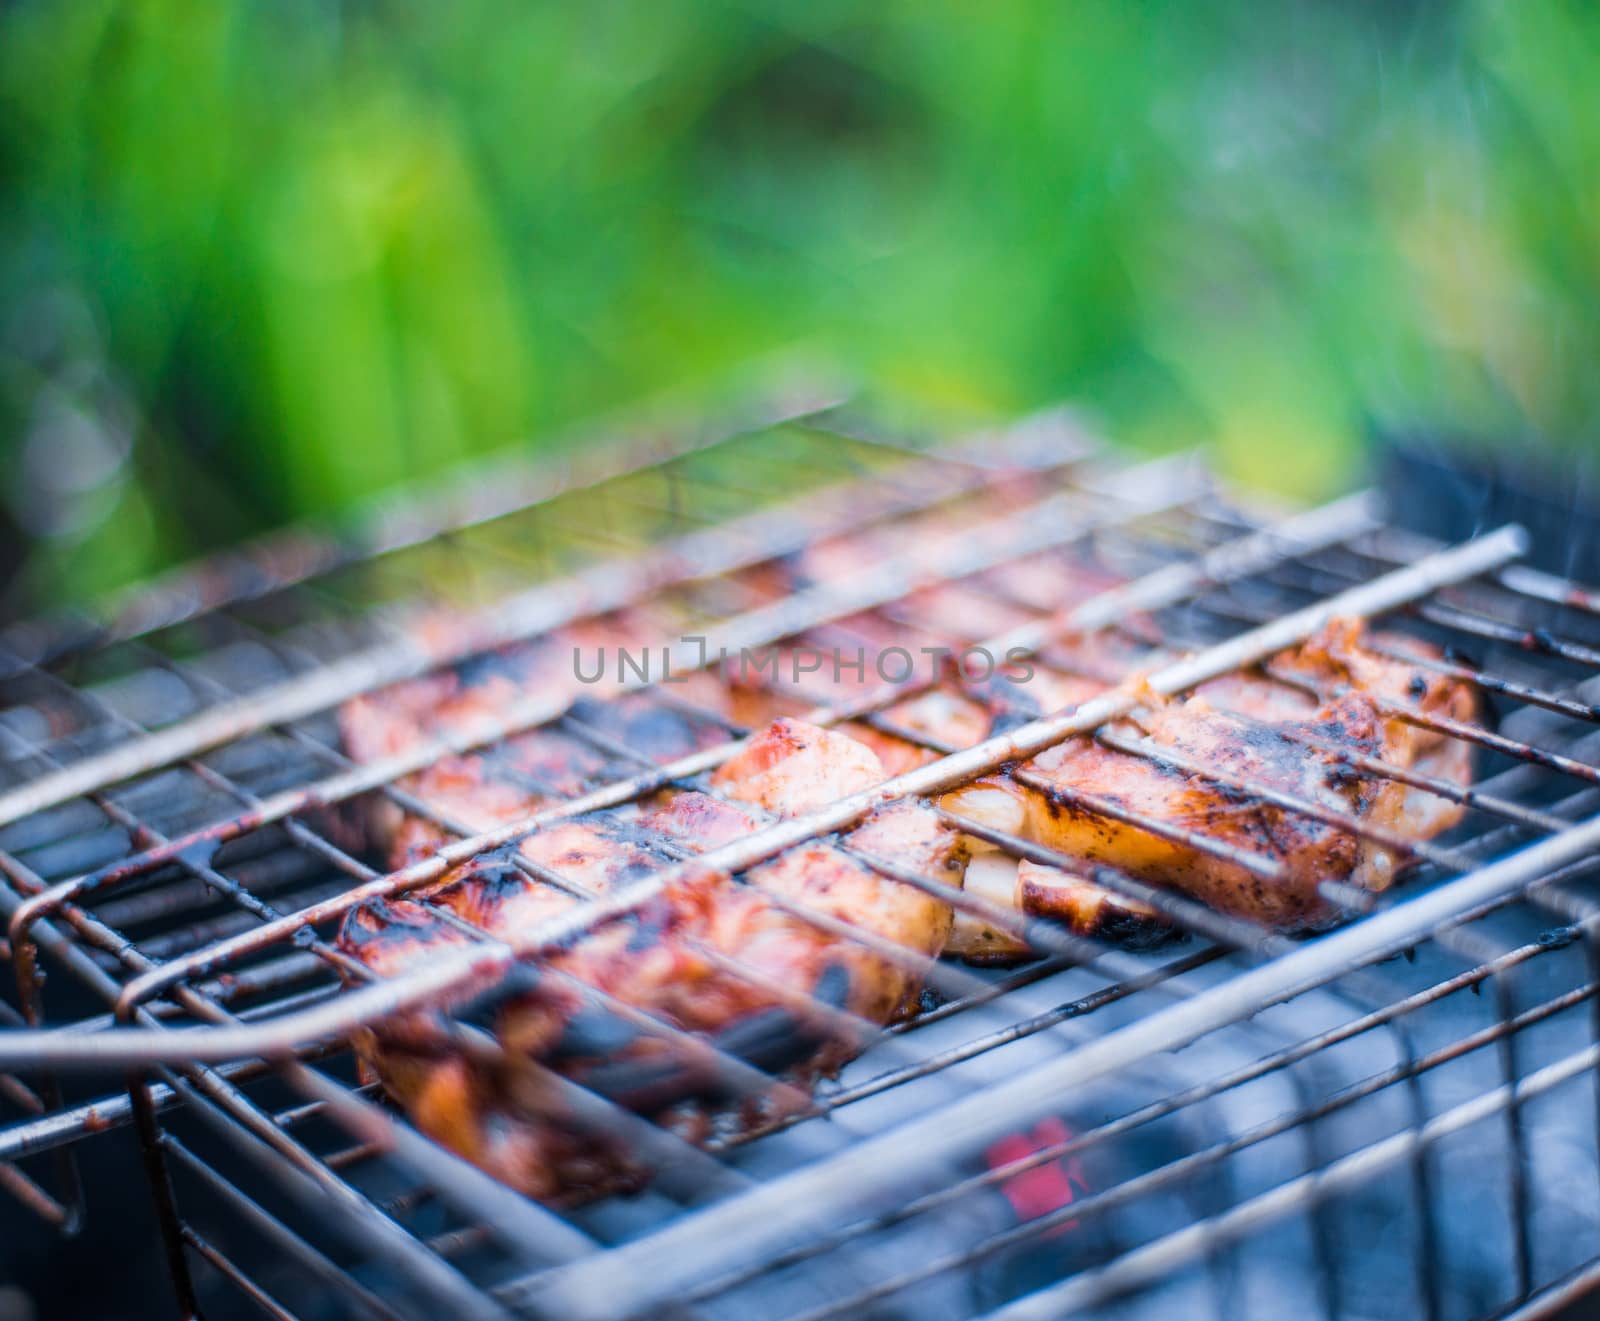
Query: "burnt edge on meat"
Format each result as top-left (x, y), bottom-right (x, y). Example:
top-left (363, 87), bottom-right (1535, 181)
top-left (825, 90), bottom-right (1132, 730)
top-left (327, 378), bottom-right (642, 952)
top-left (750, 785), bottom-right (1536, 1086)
top-left (332, 611), bottom-right (1475, 1201)
top-left (940, 618), bottom-right (1478, 958)
top-left (334, 698), bottom-right (958, 1204)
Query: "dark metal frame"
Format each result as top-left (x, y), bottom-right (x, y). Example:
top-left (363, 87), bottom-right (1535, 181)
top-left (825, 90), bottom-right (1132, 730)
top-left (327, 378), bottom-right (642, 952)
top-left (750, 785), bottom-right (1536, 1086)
top-left (1, 398), bottom-right (1598, 1321)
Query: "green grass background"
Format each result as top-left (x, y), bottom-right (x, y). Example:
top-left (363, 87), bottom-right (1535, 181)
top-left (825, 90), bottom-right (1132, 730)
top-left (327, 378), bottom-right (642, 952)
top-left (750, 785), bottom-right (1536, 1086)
top-left (2, 1), bottom-right (1596, 607)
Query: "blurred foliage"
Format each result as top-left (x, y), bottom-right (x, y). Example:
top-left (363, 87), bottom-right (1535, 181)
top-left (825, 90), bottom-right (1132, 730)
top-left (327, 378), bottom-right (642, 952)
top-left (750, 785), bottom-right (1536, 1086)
top-left (1, 0), bottom-right (1597, 609)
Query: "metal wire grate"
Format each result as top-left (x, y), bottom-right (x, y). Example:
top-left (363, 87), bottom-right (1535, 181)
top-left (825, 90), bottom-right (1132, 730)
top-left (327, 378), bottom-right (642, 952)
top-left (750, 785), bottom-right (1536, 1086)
top-left (3, 396), bottom-right (1600, 1321)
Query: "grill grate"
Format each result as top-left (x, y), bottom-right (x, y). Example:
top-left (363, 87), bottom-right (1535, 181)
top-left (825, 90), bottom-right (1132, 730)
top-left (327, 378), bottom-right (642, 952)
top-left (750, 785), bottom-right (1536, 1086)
top-left (2, 398), bottom-right (1600, 1321)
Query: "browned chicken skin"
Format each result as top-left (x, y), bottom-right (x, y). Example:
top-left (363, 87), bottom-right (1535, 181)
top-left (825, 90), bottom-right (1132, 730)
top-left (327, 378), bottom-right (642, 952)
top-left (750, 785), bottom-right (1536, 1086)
top-left (961, 690), bottom-right (1394, 930)
top-left (337, 513), bottom-right (1477, 1200)
top-left (336, 716), bottom-right (957, 1203)
top-left (942, 620), bottom-right (1476, 951)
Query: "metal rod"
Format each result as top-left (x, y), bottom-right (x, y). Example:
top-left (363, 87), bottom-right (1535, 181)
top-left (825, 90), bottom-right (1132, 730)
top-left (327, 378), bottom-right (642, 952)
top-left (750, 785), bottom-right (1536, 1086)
top-left (0, 524), bottom-right (1524, 1068)
top-left (771, 967), bottom-right (1600, 1321)
top-left (181, 1229), bottom-right (300, 1321)
top-left (102, 458), bottom-right (1320, 1018)
top-left (2, 450), bottom-right (1189, 943)
top-left (676, 921), bottom-right (1588, 1311)
top-left (0, 1162), bottom-right (68, 1228)
top-left (158, 1068), bottom-right (515, 1320)
top-left (1, 366), bottom-right (853, 668)
top-left (0, 431), bottom-right (1070, 830)
top-left (518, 813), bottom-right (1600, 1321)
top-left (1497, 1257), bottom-right (1600, 1321)
top-left (978, 1038), bottom-right (1600, 1321)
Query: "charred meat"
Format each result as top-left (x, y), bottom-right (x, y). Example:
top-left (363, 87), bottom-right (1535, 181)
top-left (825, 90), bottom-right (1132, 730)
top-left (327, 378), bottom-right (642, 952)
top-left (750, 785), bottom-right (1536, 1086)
top-left (336, 717), bottom-right (958, 1202)
top-left (942, 620), bottom-right (1475, 948)
top-left (336, 576), bottom-right (1475, 1203)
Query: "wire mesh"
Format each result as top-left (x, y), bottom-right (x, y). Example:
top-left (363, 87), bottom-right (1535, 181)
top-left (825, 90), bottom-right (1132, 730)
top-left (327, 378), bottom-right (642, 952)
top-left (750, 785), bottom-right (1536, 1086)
top-left (1, 401), bottom-right (1598, 1321)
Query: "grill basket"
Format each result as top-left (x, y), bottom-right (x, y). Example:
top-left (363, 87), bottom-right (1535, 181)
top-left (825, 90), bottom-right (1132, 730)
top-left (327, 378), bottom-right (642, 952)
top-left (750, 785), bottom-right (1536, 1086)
top-left (3, 394), bottom-right (1600, 1321)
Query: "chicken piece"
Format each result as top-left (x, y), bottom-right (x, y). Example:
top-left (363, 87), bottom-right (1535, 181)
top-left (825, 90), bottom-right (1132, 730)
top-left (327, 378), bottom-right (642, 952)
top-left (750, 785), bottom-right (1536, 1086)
top-left (340, 636), bottom-right (576, 765)
top-left (1017, 861), bottom-right (1170, 946)
top-left (375, 729), bottom-right (616, 867)
top-left (1039, 625), bottom-right (1170, 687)
top-left (979, 553), bottom-right (1125, 616)
top-left (749, 608), bottom-right (937, 715)
top-left (831, 643), bottom-right (1129, 961)
top-left (639, 785), bottom-right (769, 853)
top-left (841, 664), bottom-right (1106, 772)
top-left (335, 889), bottom-right (628, 1203)
top-left (1198, 619), bottom-right (1473, 840)
top-left (345, 707), bottom-right (620, 865)
top-left (842, 685), bottom-right (986, 777)
top-left (944, 692), bottom-right (1387, 930)
top-left (707, 715), bottom-right (883, 815)
top-left (1273, 619), bottom-right (1475, 835)
top-left (942, 623), bottom-right (1476, 940)
top-left (954, 852), bottom-right (1037, 962)
top-left (954, 853), bottom-right (1177, 963)
top-left (889, 580), bottom-right (1041, 644)
top-left (834, 658), bottom-right (1118, 960)
top-left (336, 718), bottom-right (959, 1203)
top-left (344, 623), bottom-right (738, 869)
top-left (337, 613), bottom-right (672, 856)
top-left (927, 645), bottom-right (1172, 961)
top-left (667, 668), bottom-right (810, 732)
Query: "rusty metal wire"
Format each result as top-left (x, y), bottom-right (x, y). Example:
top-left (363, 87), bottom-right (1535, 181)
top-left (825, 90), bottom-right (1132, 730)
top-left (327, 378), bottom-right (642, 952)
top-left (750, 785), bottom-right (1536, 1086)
top-left (2, 407), bottom-right (1599, 1321)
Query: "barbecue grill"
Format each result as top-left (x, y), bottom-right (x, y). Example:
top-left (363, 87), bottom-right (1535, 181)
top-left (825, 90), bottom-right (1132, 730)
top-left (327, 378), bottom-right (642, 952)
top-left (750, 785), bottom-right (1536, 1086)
top-left (3, 391), bottom-right (1600, 1321)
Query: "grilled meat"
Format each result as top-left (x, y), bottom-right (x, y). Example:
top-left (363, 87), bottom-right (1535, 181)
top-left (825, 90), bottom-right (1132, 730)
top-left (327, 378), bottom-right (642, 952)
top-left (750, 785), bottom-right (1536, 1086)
top-left (779, 627), bottom-right (1157, 961)
top-left (942, 621), bottom-right (1475, 946)
top-left (1016, 860), bottom-right (1167, 946)
top-left (337, 502), bottom-right (1479, 1208)
top-left (1240, 616), bottom-right (1475, 836)
top-left (339, 614), bottom-right (732, 868)
top-left (337, 717), bottom-right (958, 1203)
top-left (948, 690), bottom-right (1393, 930)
